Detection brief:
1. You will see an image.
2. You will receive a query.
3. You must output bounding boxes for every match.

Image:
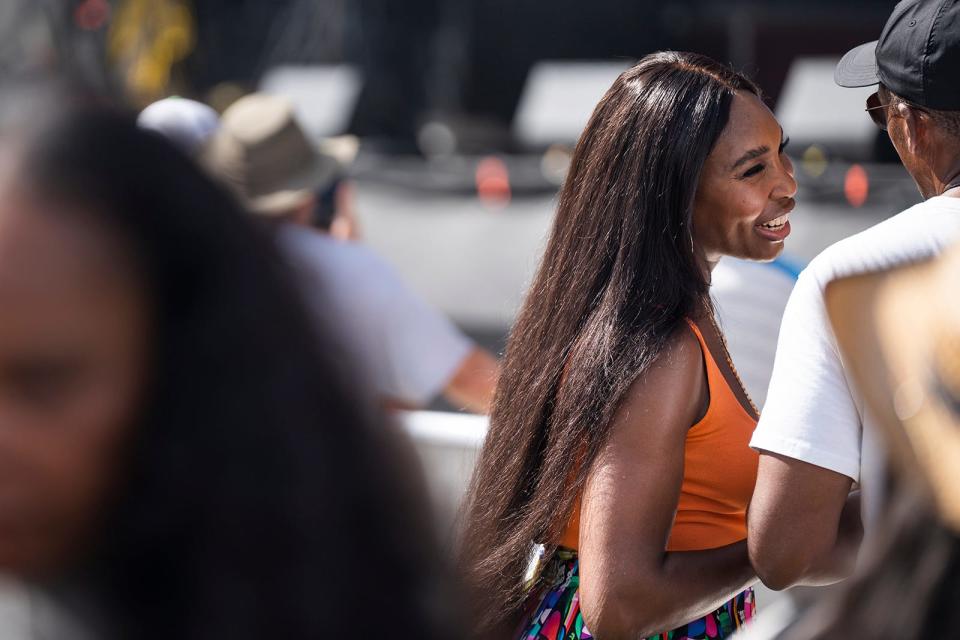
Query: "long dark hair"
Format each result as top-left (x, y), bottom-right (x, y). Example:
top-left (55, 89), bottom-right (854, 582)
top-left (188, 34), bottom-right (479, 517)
top-left (15, 108), bottom-right (454, 639)
top-left (459, 51), bottom-right (759, 632)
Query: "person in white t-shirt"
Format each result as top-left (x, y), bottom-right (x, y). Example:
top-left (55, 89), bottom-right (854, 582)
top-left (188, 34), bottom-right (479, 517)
top-left (747, 0), bottom-right (960, 592)
top-left (197, 93), bottom-right (500, 413)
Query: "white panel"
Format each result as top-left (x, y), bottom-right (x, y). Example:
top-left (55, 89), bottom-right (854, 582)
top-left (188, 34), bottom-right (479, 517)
top-left (776, 57), bottom-right (877, 156)
top-left (259, 64), bottom-right (362, 138)
top-left (514, 60), bottom-right (630, 147)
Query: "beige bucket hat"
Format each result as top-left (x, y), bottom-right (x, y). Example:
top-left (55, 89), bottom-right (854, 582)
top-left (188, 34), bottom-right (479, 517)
top-left (203, 93), bottom-right (340, 216)
top-left (826, 242), bottom-right (960, 530)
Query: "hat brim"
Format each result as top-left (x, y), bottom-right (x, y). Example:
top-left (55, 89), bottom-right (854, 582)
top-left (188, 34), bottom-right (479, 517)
top-left (202, 131), bottom-right (341, 217)
top-left (826, 245), bottom-right (960, 530)
top-left (318, 135), bottom-right (359, 167)
top-left (248, 150), bottom-right (340, 216)
top-left (834, 40), bottom-right (880, 88)
top-left (248, 189), bottom-right (315, 217)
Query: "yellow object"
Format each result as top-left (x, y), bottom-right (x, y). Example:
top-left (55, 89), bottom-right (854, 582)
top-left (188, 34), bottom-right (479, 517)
top-left (801, 145), bottom-right (828, 178)
top-left (108, 0), bottom-right (196, 105)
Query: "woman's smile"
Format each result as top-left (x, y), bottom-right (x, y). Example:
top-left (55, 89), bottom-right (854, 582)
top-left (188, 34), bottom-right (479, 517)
top-left (754, 199), bottom-right (795, 243)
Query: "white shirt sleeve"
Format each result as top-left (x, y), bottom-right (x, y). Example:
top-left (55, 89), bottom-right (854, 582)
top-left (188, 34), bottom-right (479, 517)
top-left (749, 268), bottom-right (863, 481)
top-left (281, 229), bottom-right (473, 407)
top-left (366, 255), bottom-right (473, 406)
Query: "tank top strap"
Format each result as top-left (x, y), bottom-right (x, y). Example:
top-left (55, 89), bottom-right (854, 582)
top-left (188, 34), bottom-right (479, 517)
top-left (683, 318), bottom-right (725, 391)
top-left (683, 318), bottom-right (757, 426)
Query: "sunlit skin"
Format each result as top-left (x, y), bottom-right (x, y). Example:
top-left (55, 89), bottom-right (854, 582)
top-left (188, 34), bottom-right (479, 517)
top-left (693, 91), bottom-right (798, 271)
top-left (881, 85), bottom-right (960, 200)
top-left (0, 180), bottom-right (150, 577)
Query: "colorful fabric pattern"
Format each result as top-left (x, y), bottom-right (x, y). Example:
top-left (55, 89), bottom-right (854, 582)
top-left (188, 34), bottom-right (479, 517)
top-left (518, 549), bottom-right (754, 640)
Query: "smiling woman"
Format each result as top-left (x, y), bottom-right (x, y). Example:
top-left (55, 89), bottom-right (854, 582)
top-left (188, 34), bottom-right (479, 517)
top-left (458, 51), bottom-right (796, 640)
top-left (693, 91), bottom-right (796, 265)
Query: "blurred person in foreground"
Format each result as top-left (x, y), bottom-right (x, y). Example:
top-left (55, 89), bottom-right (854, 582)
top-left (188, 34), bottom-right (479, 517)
top-left (740, 241), bottom-right (960, 639)
top-left (748, 0), bottom-right (960, 592)
top-left (0, 105), bottom-right (453, 639)
top-left (460, 52), bottom-right (797, 639)
top-left (202, 93), bottom-right (499, 414)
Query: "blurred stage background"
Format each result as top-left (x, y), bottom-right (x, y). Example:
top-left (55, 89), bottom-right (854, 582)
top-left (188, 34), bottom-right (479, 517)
top-left (0, 0), bottom-right (918, 361)
top-left (0, 0), bottom-right (913, 623)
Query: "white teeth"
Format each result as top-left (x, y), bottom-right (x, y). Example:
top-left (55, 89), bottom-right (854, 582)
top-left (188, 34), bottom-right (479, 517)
top-left (760, 213), bottom-right (789, 229)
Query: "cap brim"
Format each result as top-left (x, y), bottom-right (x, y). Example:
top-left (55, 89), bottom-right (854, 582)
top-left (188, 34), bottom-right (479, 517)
top-left (834, 40), bottom-right (880, 88)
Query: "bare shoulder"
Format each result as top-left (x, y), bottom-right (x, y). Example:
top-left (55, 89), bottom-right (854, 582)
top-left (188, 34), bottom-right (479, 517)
top-left (658, 321), bottom-right (705, 375)
top-left (611, 322), bottom-right (706, 441)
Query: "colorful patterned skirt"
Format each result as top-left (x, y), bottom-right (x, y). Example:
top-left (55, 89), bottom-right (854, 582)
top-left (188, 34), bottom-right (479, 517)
top-left (518, 548), bottom-right (755, 640)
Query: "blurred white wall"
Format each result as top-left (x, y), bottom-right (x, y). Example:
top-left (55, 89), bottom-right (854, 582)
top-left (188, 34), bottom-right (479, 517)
top-left (513, 60), bottom-right (630, 148)
top-left (259, 64), bottom-right (361, 138)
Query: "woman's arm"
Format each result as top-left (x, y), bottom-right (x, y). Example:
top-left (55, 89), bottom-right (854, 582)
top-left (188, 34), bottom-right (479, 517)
top-left (577, 326), bottom-right (756, 639)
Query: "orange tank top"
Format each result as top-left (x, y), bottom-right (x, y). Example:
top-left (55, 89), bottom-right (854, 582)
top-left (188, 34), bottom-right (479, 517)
top-left (558, 319), bottom-right (759, 551)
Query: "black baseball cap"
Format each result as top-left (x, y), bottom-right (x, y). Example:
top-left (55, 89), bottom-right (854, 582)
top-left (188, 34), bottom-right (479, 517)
top-left (835, 0), bottom-right (960, 110)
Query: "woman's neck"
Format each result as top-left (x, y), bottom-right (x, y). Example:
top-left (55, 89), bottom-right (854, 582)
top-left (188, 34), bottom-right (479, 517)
top-left (696, 251), bottom-right (720, 284)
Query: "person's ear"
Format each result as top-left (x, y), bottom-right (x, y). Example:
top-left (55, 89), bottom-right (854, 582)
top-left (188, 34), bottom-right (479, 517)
top-left (897, 103), bottom-right (926, 156)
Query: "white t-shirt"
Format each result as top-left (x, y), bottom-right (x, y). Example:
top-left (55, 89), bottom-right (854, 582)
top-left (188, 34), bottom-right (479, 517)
top-left (278, 224), bottom-right (473, 406)
top-left (750, 196), bottom-right (960, 527)
top-left (712, 257), bottom-right (799, 408)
